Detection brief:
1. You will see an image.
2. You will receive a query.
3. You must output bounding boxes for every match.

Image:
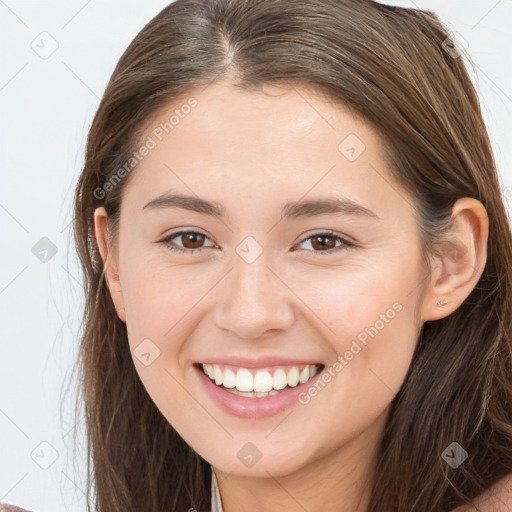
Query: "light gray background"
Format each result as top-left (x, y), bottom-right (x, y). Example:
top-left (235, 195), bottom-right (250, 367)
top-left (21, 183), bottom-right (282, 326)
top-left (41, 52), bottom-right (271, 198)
top-left (0, 1), bottom-right (511, 511)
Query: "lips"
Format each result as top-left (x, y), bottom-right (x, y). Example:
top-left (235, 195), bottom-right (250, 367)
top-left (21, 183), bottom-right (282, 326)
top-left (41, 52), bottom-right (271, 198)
top-left (194, 360), bottom-right (326, 418)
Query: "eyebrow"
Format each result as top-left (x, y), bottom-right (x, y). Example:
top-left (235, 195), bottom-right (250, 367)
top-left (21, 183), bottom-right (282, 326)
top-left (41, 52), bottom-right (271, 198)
top-left (142, 192), bottom-right (380, 220)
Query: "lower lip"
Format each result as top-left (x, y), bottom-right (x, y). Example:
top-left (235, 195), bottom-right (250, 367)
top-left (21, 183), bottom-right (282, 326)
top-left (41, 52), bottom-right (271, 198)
top-left (194, 364), bottom-right (324, 419)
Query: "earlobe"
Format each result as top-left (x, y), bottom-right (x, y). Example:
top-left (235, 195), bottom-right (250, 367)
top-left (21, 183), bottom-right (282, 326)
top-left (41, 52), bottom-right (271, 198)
top-left (93, 207), bottom-right (126, 323)
top-left (422, 198), bottom-right (489, 322)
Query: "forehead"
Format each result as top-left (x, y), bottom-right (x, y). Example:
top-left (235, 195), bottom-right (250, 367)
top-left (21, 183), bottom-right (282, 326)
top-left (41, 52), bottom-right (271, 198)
top-left (145, 81), bottom-right (373, 154)
top-left (121, 81), bottom-right (410, 221)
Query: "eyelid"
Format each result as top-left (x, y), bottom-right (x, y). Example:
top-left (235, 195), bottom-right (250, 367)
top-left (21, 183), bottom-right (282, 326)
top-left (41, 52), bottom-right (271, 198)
top-left (158, 228), bottom-right (216, 252)
top-left (296, 229), bottom-right (356, 247)
top-left (293, 230), bottom-right (355, 253)
top-left (158, 228), bottom-right (356, 254)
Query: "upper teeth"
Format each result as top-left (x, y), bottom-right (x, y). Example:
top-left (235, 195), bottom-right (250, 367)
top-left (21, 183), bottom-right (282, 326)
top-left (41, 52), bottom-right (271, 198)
top-left (201, 363), bottom-right (320, 392)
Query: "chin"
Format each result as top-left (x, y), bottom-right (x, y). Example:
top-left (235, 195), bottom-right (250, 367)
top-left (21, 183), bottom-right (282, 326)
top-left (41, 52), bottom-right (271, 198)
top-left (206, 439), bottom-right (319, 479)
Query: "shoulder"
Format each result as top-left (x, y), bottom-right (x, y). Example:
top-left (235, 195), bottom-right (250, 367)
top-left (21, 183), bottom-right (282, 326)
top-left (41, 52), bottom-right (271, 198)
top-left (0, 504), bottom-right (33, 512)
top-left (453, 473), bottom-right (512, 511)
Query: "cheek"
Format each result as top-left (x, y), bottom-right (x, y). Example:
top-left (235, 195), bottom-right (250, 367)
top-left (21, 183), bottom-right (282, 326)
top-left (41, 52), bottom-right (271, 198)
top-left (120, 253), bottom-right (211, 345)
top-left (119, 260), bottom-right (208, 417)
top-left (289, 251), bottom-right (421, 338)
top-left (291, 250), bottom-right (422, 381)
top-left (305, 256), bottom-right (423, 416)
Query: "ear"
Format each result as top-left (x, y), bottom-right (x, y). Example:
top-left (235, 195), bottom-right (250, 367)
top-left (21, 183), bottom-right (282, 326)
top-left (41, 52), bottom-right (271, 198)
top-left (93, 207), bottom-right (126, 323)
top-left (422, 198), bottom-right (489, 322)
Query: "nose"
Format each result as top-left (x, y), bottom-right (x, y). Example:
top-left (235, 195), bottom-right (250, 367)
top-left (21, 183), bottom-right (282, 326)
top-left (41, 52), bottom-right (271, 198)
top-left (213, 251), bottom-right (296, 340)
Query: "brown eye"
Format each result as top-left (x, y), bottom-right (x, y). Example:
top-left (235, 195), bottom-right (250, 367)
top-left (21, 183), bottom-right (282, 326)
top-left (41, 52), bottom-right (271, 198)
top-left (310, 234), bottom-right (337, 251)
top-left (160, 230), bottom-right (215, 253)
top-left (160, 230), bottom-right (354, 255)
top-left (180, 232), bottom-right (206, 249)
top-left (296, 231), bottom-right (354, 254)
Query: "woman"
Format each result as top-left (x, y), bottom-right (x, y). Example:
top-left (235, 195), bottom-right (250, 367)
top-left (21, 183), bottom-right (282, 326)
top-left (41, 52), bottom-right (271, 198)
top-left (4, 0), bottom-right (511, 511)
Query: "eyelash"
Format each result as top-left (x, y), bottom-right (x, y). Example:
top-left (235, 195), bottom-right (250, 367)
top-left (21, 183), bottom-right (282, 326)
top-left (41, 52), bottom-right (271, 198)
top-left (158, 230), bottom-right (355, 255)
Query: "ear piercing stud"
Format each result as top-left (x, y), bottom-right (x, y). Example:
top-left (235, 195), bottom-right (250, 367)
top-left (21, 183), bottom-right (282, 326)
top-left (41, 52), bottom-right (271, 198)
top-left (437, 299), bottom-right (448, 307)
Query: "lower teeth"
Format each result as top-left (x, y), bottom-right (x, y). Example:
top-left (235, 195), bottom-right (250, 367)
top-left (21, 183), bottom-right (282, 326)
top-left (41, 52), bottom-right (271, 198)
top-left (224, 387), bottom-right (283, 398)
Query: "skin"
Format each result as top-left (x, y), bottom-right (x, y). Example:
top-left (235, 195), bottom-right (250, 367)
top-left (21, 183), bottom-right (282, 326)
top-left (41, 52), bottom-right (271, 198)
top-left (453, 474), bottom-right (512, 512)
top-left (94, 81), bottom-right (489, 512)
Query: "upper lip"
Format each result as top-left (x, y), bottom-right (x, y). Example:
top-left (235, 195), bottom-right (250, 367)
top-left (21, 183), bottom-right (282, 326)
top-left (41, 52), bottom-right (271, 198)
top-left (197, 356), bottom-right (324, 369)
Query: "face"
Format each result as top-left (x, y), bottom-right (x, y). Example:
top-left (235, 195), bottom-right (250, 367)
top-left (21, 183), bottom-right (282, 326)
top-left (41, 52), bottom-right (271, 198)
top-left (96, 81), bottom-right (432, 479)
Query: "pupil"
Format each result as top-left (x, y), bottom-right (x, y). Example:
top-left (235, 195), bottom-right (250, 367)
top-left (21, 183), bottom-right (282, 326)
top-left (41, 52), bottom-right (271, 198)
top-left (312, 235), bottom-right (334, 250)
top-left (185, 233), bottom-right (204, 248)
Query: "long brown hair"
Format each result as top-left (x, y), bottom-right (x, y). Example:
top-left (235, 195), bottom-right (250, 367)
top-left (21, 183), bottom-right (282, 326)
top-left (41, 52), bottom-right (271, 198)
top-left (69, 1), bottom-right (512, 510)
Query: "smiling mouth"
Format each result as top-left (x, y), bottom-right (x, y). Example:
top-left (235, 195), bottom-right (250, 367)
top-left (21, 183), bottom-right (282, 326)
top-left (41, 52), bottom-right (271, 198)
top-left (197, 363), bottom-right (325, 398)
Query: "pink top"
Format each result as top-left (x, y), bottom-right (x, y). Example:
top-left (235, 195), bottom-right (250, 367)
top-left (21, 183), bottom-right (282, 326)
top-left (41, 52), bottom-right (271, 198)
top-left (0, 467), bottom-right (223, 512)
